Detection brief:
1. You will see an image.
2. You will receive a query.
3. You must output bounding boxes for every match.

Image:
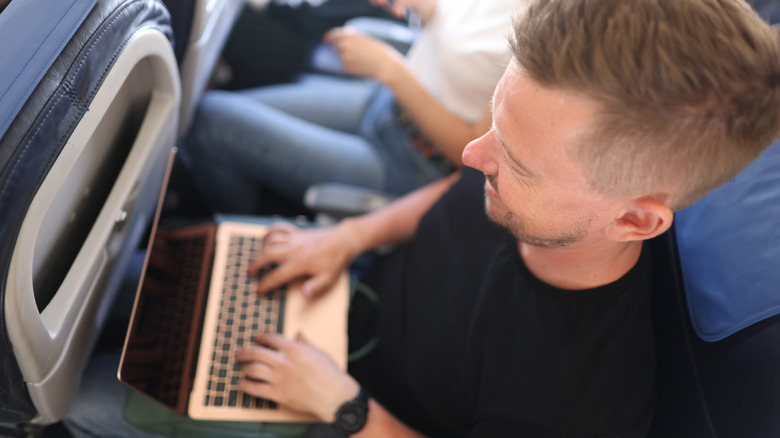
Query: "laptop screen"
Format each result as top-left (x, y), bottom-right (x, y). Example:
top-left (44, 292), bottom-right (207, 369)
top-left (118, 148), bottom-right (216, 415)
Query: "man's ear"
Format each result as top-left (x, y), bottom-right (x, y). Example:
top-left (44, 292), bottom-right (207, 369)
top-left (605, 197), bottom-right (674, 242)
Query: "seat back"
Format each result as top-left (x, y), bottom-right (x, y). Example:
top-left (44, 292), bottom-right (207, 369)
top-left (168, 0), bottom-right (243, 136)
top-left (648, 230), bottom-right (717, 438)
top-left (649, 138), bottom-right (780, 437)
top-left (0, 0), bottom-right (99, 424)
top-left (0, 0), bottom-right (179, 425)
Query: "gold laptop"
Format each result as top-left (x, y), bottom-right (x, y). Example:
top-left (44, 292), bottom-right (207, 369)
top-left (118, 149), bottom-right (349, 422)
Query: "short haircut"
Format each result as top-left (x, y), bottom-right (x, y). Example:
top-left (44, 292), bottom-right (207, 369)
top-left (512, 0), bottom-right (780, 210)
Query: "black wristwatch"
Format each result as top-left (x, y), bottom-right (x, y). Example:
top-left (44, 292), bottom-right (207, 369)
top-left (332, 386), bottom-right (370, 435)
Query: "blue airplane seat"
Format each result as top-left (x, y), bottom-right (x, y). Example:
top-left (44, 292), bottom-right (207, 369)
top-left (648, 138), bottom-right (780, 438)
top-left (0, 0), bottom-right (179, 430)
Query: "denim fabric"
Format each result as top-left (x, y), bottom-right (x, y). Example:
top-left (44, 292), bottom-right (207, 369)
top-left (239, 74), bottom-right (376, 135)
top-left (182, 74), bottom-right (447, 214)
top-left (359, 85), bottom-right (450, 195)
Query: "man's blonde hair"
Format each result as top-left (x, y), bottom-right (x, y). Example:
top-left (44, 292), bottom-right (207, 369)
top-left (513, 0), bottom-right (780, 210)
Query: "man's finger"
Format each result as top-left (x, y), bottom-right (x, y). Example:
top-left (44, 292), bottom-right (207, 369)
top-left (253, 332), bottom-right (290, 352)
top-left (266, 222), bottom-right (297, 235)
top-left (235, 344), bottom-right (282, 365)
top-left (262, 233), bottom-right (288, 247)
top-left (255, 261), bottom-right (301, 294)
top-left (302, 273), bottom-right (334, 300)
top-left (248, 251), bottom-right (277, 277)
top-left (242, 361), bottom-right (274, 383)
top-left (238, 379), bottom-right (276, 401)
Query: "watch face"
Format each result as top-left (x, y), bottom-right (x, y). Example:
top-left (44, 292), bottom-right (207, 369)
top-left (335, 401), bottom-right (369, 434)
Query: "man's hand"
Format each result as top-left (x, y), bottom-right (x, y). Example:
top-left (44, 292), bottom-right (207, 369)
top-left (249, 221), bottom-right (362, 299)
top-left (235, 332), bottom-right (360, 422)
top-left (323, 27), bottom-right (405, 83)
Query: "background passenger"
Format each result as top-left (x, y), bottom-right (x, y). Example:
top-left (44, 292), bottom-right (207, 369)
top-left (183, 0), bottom-right (525, 214)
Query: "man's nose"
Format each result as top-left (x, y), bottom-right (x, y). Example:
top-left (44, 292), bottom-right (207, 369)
top-left (462, 131), bottom-right (498, 175)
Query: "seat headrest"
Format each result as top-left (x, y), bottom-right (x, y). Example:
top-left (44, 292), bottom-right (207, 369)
top-left (675, 139), bottom-right (780, 342)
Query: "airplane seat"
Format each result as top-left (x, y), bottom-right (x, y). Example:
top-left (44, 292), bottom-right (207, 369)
top-left (648, 138), bottom-right (780, 437)
top-left (648, 229), bottom-right (717, 437)
top-left (159, 0), bottom-right (196, 65)
top-left (166, 0), bottom-right (244, 137)
top-left (0, 0), bottom-right (179, 430)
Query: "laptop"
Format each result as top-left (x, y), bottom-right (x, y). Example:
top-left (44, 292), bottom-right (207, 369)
top-left (118, 148), bottom-right (349, 422)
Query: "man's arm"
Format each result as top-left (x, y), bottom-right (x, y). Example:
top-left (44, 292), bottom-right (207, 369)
top-left (342, 170), bottom-right (459, 252)
top-left (250, 172), bottom-right (459, 298)
top-left (236, 333), bottom-right (427, 438)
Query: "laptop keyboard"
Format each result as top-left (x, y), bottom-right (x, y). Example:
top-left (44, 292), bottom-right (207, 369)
top-left (203, 233), bottom-right (286, 410)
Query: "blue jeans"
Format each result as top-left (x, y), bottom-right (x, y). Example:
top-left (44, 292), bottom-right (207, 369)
top-left (182, 74), bottom-right (446, 214)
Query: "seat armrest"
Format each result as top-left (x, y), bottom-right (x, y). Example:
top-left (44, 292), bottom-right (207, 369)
top-left (304, 183), bottom-right (394, 223)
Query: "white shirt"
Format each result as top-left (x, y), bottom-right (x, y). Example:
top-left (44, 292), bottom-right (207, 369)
top-left (406, 0), bottom-right (527, 124)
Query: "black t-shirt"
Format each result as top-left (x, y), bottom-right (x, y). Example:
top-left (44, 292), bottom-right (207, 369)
top-left (350, 167), bottom-right (655, 437)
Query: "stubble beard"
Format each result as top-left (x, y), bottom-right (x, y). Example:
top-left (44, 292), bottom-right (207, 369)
top-left (483, 190), bottom-right (590, 250)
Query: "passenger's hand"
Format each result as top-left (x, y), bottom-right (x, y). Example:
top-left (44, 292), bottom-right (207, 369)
top-left (323, 27), bottom-right (405, 83)
top-left (249, 221), bottom-right (361, 299)
top-left (370, 0), bottom-right (407, 18)
top-left (370, 0), bottom-right (437, 22)
top-left (236, 332), bottom-right (360, 422)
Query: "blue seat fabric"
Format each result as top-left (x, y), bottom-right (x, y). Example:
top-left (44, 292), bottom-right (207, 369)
top-left (675, 140), bottom-right (780, 342)
top-left (648, 229), bottom-right (780, 438)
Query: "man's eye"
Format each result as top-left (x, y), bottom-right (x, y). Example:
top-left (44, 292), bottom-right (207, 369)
top-left (503, 152), bottom-right (528, 179)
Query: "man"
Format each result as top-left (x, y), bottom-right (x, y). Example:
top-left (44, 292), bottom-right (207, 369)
top-left (236, 0), bottom-right (780, 436)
